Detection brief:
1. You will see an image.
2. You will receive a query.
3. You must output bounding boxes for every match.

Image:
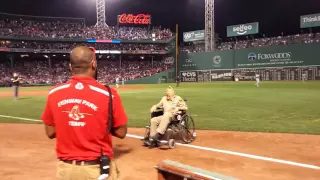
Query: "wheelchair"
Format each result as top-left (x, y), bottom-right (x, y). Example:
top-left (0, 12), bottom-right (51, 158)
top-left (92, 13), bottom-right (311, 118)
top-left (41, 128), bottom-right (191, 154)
top-left (142, 100), bottom-right (196, 149)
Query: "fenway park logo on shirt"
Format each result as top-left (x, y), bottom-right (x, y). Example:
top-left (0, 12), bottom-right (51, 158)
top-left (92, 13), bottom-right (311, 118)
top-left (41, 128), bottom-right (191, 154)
top-left (62, 105), bottom-right (92, 127)
top-left (58, 99), bottom-right (98, 127)
top-left (75, 83), bottom-right (84, 90)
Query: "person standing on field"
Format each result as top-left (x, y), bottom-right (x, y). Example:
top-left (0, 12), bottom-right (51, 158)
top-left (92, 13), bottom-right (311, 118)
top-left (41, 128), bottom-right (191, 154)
top-left (176, 76), bottom-right (180, 87)
top-left (115, 77), bottom-right (119, 88)
top-left (255, 73), bottom-right (260, 88)
top-left (11, 73), bottom-right (22, 100)
top-left (302, 72), bottom-right (306, 83)
top-left (41, 46), bottom-right (128, 180)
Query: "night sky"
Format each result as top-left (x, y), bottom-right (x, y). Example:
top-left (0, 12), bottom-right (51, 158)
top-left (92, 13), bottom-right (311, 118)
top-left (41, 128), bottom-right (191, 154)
top-left (0, 0), bottom-right (319, 40)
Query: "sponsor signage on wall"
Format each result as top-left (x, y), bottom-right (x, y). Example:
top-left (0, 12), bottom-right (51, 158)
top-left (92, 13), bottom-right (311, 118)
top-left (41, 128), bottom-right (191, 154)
top-left (300, 13), bottom-right (320, 28)
top-left (211, 70), bottom-right (233, 81)
top-left (227, 22), bottom-right (259, 37)
top-left (117, 13), bottom-right (151, 25)
top-left (183, 30), bottom-right (205, 42)
top-left (236, 51), bottom-right (295, 68)
top-left (181, 71), bottom-right (198, 82)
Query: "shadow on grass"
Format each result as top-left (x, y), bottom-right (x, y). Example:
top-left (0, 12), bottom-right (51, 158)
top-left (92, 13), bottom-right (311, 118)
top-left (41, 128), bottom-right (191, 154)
top-left (17, 97), bottom-right (32, 100)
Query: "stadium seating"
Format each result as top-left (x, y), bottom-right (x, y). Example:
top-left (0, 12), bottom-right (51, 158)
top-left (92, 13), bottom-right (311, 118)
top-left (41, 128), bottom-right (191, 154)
top-left (0, 13), bottom-right (173, 40)
top-left (182, 33), bottom-right (320, 53)
top-left (0, 13), bottom-right (174, 86)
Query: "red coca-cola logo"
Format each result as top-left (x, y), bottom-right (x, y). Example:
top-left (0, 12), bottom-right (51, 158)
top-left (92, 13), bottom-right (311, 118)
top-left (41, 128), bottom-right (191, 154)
top-left (118, 13), bottom-right (151, 25)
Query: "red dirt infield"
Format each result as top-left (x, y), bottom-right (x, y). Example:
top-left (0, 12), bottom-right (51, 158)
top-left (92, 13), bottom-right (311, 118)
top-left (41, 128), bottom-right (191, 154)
top-left (0, 124), bottom-right (319, 180)
top-left (0, 86), bottom-right (319, 179)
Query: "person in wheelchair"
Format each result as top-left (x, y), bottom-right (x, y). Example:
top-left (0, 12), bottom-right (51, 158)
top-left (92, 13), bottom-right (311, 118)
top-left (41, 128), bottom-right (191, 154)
top-left (146, 86), bottom-right (188, 145)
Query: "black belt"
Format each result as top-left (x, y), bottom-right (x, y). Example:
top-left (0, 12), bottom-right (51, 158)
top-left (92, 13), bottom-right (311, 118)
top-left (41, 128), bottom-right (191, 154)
top-left (60, 159), bottom-right (100, 166)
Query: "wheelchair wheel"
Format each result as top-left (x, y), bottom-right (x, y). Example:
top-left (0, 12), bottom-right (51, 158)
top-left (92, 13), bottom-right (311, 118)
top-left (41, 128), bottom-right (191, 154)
top-left (143, 126), bottom-right (150, 140)
top-left (168, 139), bottom-right (176, 149)
top-left (143, 126), bottom-right (150, 145)
top-left (180, 114), bottom-right (195, 143)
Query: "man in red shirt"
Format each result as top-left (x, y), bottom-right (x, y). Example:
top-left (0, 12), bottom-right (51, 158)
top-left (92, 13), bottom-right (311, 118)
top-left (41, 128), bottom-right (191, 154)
top-left (41, 46), bottom-right (128, 180)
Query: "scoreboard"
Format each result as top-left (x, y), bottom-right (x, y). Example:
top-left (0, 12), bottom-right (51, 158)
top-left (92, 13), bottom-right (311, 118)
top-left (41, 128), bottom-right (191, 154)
top-left (181, 66), bottom-right (320, 82)
top-left (233, 66), bottom-right (320, 81)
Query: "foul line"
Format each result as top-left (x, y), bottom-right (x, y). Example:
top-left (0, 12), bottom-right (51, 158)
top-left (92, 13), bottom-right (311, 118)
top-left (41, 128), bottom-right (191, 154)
top-left (0, 114), bottom-right (319, 170)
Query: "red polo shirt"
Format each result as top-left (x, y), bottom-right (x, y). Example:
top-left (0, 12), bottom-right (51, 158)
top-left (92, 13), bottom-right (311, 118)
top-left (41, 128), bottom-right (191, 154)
top-left (41, 76), bottom-right (128, 160)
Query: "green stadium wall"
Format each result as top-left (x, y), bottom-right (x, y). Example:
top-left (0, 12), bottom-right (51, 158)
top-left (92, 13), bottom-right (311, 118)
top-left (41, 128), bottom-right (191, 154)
top-left (179, 43), bottom-right (320, 71)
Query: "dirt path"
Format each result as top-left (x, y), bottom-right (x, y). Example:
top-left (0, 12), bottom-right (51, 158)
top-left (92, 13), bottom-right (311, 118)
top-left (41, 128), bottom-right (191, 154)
top-left (0, 124), bottom-right (319, 180)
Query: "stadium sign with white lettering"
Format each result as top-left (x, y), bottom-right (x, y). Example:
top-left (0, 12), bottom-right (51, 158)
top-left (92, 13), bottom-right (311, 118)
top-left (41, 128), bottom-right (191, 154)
top-left (300, 13), bottom-right (320, 28)
top-left (227, 22), bottom-right (259, 37)
top-left (181, 71), bottom-right (198, 82)
top-left (183, 30), bottom-right (205, 42)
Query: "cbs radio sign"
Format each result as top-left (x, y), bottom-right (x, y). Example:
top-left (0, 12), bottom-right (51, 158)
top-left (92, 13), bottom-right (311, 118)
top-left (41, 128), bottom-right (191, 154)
top-left (181, 71), bottom-right (198, 82)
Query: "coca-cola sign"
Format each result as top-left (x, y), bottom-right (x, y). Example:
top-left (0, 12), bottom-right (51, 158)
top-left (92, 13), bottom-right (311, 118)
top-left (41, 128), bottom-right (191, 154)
top-left (118, 13), bottom-right (151, 25)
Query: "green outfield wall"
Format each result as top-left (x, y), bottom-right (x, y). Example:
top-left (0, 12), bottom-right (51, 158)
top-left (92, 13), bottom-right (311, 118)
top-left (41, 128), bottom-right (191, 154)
top-left (179, 50), bottom-right (234, 71)
top-left (178, 43), bottom-right (320, 82)
top-left (179, 43), bottom-right (320, 71)
top-left (123, 43), bottom-right (320, 84)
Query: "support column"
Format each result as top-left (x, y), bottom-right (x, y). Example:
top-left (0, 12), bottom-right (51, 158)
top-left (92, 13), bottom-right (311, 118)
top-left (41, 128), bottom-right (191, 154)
top-left (152, 56), bottom-right (154, 68)
top-left (10, 55), bottom-right (14, 69)
top-left (48, 57), bottom-right (51, 69)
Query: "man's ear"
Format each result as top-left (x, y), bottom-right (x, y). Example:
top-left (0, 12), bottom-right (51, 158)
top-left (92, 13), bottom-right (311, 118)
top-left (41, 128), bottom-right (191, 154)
top-left (69, 63), bottom-right (72, 72)
top-left (92, 60), bottom-right (97, 70)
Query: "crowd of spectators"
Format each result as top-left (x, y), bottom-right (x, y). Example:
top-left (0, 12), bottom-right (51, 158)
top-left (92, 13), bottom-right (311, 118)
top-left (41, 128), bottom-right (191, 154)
top-left (0, 40), bottom-right (167, 51)
top-left (0, 56), bottom-right (173, 86)
top-left (182, 32), bottom-right (320, 53)
top-left (97, 58), bottom-right (171, 83)
top-left (0, 15), bottom-right (173, 40)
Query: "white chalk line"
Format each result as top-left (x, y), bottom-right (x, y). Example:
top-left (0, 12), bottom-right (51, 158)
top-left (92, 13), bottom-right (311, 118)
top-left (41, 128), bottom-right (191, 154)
top-left (0, 114), bottom-right (319, 170)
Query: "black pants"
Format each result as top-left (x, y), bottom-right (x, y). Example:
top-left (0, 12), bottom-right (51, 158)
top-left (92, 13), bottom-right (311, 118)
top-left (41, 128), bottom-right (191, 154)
top-left (176, 82), bottom-right (180, 87)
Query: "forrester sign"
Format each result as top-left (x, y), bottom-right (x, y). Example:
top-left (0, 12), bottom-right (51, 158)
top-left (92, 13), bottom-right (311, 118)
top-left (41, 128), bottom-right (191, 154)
top-left (227, 22), bottom-right (259, 37)
top-left (300, 13), bottom-right (320, 28)
top-left (118, 13), bottom-right (151, 25)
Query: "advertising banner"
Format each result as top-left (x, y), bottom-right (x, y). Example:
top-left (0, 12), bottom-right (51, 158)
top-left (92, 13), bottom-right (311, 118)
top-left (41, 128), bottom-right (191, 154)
top-left (121, 50), bottom-right (166, 54)
top-left (9, 48), bottom-right (70, 53)
top-left (178, 51), bottom-right (234, 71)
top-left (183, 30), bottom-right (205, 42)
top-left (180, 71), bottom-right (198, 82)
top-left (227, 22), bottom-right (259, 37)
top-left (234, 43), bottom-right (320, 68)
top-left (300, 13), bottom-right (320, 28)
top-left (117, 13), bottom-right (151, 25)
top-left (211, 70), bottom-right (233, 81)
top-left (0, 48), bottom-right (10, 52)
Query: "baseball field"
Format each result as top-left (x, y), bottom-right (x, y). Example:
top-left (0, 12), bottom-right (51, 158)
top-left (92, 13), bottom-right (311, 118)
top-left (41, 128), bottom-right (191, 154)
top-left (0, 81), bottom-right (320, 179)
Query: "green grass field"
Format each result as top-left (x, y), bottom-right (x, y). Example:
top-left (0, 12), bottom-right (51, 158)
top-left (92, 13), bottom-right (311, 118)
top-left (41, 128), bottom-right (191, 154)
top-left (0, 81), bottom-right (320, 134)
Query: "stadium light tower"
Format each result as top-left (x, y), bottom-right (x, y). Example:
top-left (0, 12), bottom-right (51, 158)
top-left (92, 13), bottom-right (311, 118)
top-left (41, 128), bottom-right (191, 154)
top-left (205, 0), bottom-right (215, 52)
top-left (95, 0), bottom-right (108, 27)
